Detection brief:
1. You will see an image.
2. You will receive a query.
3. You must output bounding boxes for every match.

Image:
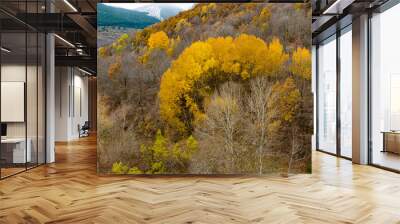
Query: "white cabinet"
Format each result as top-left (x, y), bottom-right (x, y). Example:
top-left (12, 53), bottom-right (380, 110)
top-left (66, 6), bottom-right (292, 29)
top-left (1, 138), bottom-right (32, 163)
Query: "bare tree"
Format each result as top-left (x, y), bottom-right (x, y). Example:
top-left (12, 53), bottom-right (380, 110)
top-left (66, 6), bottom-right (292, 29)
top-left (248, 76), bottom-right (272, 174)
top-left (288, 125), bottom-right (310, 174)
top-left (195, 82), bottom-right (243, 173)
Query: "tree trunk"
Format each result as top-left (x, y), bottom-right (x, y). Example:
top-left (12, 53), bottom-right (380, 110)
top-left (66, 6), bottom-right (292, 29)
top-left (258, 128), bottom-right (265, 175)
top-left (288, 126), bottom-right (295, 174)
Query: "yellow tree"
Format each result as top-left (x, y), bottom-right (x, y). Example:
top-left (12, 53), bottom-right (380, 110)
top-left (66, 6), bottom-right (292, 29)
top-left (117, 130), bottom-right (199, 174)
top-left (265, 37), bottom-right (290, 78)
top-left (290, 47), bottom-right (311, 80)
top-left (269, 77), bottom-right (300, 123)
top-left (234, 34), bottom-right (268, 79)
top-left (159, 34), bottom-right (288, 134)
top-left (207, 36), bottom-right (239, 77)
top-left (148, 31), bottom-right (170, 51)
top-left (141, 31), bottom-right (171, 64)
top-left (159, 41), bottom-right (216, 133)
top-left (268, 77), bottom-right (301, 174)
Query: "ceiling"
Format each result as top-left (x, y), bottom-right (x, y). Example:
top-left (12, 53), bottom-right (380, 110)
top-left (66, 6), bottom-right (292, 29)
top-left (0, 0), bottom-right (98, 74)
top-left (311, 0), bottom-right (390, 44)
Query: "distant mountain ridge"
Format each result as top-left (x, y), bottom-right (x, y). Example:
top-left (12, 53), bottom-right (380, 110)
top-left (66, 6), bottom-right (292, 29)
top-left (135, 5), bottom-right (183, 21)
top-left (98, 4), bottom-right (185, 29)
top-left (98, 4), bottom-right (160, 29)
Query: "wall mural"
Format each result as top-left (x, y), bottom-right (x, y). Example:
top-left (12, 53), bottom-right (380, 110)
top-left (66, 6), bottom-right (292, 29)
top-left (97, 3), bottom-right (312, 175)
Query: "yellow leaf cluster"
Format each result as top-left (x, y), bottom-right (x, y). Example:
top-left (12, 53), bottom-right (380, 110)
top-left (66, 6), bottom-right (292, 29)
top-left (141, 31), bottom-right (175, 64)
top-left (99, 47), bottom-right (109, 58)
top-left (159, 34), bottom-right (288, 133)
top-left (111, 161), bottom-right (144, 174)
top-left (174, 18), bottom-right (192, 32)
top-left (290, 47), bottom-right (311, 80)
top-left (132, 29), bottom-right (150, 50)
top-left (148, 31), bottom-right (170, 51)
top-left (117, 33), bottom-right (129, 45)
top-left (159, 41), bottom-right (215, 132)
top-left (111, 130), bottom-right (199, 174)
top-left (173, 135), bottom-right (198, 162)
top-left (260, 7), bottom-right (271, 21)
top-left (112, 33), bottom-right (129, 54)
top-left (235, 35), bottom-right (288, 78)
top-left (111, 161), bottom-right (128, 174)
top-left (251, 7), bottom-right (271, 33)
top-left (270, 77), bottom-right (301, 123)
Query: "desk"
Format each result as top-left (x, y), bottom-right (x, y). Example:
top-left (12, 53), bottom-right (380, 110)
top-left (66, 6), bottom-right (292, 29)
top-left (1, 138), bottom-right (31, 163)
top-left (382, 131), bottom-right (400, 154)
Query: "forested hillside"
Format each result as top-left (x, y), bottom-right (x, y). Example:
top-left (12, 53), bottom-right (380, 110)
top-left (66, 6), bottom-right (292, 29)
top-left (98, 4), bottom-right (160, 28)
top-left (98, 3), bottom-right (312, 175)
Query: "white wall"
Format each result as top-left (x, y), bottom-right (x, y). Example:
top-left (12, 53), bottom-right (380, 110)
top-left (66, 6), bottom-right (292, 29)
top-left (55, 67), bottom-right (89, 141)
top-left (55, 66), bottom-right (69, 141)
top-left (72, 72), bottom-right (89, 138)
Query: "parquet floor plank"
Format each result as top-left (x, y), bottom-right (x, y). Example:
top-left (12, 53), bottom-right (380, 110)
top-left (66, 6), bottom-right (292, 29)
top-left (0, 135), bottom-right (399, 223)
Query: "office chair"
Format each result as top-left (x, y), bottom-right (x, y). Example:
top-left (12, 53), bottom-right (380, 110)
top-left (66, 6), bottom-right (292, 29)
top-left (79, 121), bottom-right (90, 138)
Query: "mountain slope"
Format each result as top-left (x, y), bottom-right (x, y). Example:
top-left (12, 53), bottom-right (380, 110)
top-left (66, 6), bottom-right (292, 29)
top-left (98, 4), bottom-right (160, 28)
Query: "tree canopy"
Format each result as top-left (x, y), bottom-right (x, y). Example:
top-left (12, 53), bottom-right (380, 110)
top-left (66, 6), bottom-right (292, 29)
top-left (159, 34), bottom-right (288, 134)
top-left (148, 31), bottom-right (170, 51)
top-left (290, 47), bottom-right (311, 80)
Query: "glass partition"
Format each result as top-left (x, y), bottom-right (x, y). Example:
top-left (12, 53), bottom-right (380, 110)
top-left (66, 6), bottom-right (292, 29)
top-left (339, 26), bottom-right (352, 158)
top-left (1, 31), bottom-right (28, 177)
top-left (0, 1), bottom-right (46, 179)
top-left (317, 35), bottom-right (337, 154)
top-left (38, 32), bottom-right (46, 165)
top-left (27, 31), bottom-right (38, 169)
top-left (370, 4), bottom-right (400, 171)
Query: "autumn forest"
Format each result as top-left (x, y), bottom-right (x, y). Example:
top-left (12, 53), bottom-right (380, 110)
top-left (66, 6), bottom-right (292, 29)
top-left (97, 3), bottom-right (312, 174)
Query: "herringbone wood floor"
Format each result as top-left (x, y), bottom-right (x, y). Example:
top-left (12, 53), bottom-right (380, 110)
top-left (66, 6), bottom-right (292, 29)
top-left (1, 135), bottom-right (400, 224)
